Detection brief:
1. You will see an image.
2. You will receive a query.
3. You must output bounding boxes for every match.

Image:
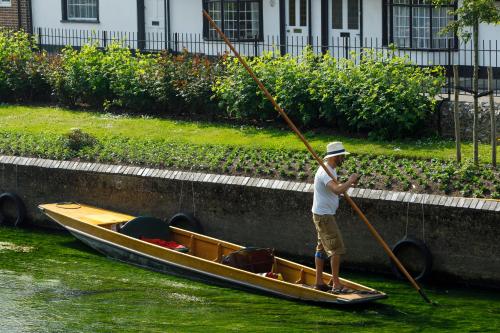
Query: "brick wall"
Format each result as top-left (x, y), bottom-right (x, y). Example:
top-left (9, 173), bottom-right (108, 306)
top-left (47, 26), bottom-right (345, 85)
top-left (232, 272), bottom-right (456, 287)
top-left (0, 0), bottom-right (32, 32)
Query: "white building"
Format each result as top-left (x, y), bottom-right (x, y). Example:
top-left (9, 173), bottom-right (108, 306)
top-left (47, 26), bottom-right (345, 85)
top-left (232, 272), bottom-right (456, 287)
top-left (30, 0), bottom-right (500, 67)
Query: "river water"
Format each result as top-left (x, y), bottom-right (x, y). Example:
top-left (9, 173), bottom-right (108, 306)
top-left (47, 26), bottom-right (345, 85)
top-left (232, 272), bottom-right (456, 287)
top-left (0, 226), bottom-right (499, 332)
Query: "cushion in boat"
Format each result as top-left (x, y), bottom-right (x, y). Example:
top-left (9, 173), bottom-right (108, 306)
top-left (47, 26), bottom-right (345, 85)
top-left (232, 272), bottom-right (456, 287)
top-left (222, 247), bottom-right (274, 273)
top-left (119, 216), bottom-right (171, 240)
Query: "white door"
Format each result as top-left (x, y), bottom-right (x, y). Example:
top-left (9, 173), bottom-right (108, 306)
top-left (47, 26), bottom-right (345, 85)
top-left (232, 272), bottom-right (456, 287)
top-left (286, 0), bottom-right (309, 56)
top-left (145, 0), bottom-right (165, 51)
top-left (330, 0), bottom-right (360, 58)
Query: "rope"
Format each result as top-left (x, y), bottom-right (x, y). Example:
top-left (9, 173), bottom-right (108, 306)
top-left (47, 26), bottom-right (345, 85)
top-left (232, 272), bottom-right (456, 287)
top-left (404, 197), bottom-right (426, 242)
top-left (191, 169), bottom-right (196, 217)
top-left (1, 163), bottom-right (4, 192)
top-left (421, 197), bottom-right (426, 243)
top-left (178, 171), bottom-right (184, 212)
top-left (405, 202), bottom-right (410, 239)
top-left (15, 164), bottom-right (18, 191)
top-left (178, 166), bottom-right (197, 217)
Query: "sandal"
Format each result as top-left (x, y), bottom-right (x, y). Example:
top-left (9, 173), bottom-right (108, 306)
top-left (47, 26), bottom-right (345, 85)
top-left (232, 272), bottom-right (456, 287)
top-left (313, 284), bottom-right (331, 292)
top-left (331, 286), bottom-right (356, 294)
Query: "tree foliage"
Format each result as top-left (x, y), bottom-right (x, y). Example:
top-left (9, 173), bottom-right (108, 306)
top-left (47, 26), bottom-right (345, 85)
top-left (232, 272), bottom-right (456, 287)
top-left (432, 0), bottom-right (500, 41)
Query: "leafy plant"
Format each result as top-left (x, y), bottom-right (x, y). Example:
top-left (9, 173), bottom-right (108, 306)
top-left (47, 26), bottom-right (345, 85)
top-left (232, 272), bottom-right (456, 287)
top-left (63, 128), bottom-right (98, 151)
top-left (0, 30), bottom-right (50, 101)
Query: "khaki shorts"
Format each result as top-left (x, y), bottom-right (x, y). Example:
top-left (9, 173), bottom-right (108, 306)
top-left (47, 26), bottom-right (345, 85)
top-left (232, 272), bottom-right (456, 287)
top-left (312, 214), bottom-right (346, 257)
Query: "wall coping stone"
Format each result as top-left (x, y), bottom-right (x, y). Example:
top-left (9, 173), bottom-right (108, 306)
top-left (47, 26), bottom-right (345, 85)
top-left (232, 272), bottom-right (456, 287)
top-left (1, 155), bottom-right (498, 211)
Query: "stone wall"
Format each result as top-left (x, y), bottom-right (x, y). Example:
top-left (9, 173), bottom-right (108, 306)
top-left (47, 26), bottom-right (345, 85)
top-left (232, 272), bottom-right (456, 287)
top-left (1, 155), bottom-right (499, 286)
top-left (440, 100), bottom-right (500, 142)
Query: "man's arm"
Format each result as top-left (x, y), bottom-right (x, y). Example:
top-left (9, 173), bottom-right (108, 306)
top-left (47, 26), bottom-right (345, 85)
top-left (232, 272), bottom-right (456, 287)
top-left (326, 174), bottom-right (359, 195)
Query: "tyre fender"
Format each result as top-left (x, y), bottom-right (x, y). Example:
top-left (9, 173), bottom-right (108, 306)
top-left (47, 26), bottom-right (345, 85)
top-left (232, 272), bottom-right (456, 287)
top-left (167, 212), bottom-right (203, 234)
top-left (0, 192), bottom-right (26, 227)
top-left (390, 237), bottom-right (433, 282)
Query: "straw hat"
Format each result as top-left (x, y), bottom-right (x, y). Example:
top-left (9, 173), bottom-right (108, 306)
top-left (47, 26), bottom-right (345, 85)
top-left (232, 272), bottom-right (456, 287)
top-left (323, 142), bottom-right (350, 160)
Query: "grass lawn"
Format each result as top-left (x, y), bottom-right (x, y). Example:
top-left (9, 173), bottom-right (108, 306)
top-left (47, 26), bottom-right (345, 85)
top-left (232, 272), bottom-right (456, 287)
top-left (0, 104), bottom-right (494, 162)
top-left (0, 104), bottom-right (498, 198)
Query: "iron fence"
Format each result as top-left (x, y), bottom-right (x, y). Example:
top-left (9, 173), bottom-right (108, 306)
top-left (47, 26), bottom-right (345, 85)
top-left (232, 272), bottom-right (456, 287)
top-left (2, 26), bottom-right (500, 96)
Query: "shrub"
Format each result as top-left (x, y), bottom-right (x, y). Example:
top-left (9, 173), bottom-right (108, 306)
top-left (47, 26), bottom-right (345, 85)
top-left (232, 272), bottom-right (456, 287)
top-left (167, 51), bottom-right (224, 115)
top-left (63, 128), bottom-right (97, 151)
top-left (0, 30), bottom-right (50, 101)
top-left (214, 49), bottom-right (320, 124)
top-left (47, 43), bottom-right (112, 107)
top-left (328, 50), bottom-right (446, 139)
top-left (46, 43), bottom-right (221, 114)
top-left (214, 48), bottom-right (445, 138)
top-left (213, 53), bottom-right (276, 122)
top-left (101, 43), bottom-right (160, 111)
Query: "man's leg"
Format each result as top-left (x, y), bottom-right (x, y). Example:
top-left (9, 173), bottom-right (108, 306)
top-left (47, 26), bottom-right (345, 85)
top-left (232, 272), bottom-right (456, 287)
top-left (315, 254), bottom-right (326, 286)
top-left (330, 254), bottom-right (342, 289)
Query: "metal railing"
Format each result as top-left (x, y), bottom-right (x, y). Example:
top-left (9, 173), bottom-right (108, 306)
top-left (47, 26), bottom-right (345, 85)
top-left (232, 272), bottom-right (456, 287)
top-left (2, 27), bottom-right (499, 96)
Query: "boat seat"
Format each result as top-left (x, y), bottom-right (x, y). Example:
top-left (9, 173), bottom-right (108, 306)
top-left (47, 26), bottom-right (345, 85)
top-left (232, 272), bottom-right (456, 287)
top-left (119, 216), bottom-right (171, 240)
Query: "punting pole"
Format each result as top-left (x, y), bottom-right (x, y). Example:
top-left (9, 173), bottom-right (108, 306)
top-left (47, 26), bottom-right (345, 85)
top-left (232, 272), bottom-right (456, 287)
top-left (202, 10), bottom-right (432, 304)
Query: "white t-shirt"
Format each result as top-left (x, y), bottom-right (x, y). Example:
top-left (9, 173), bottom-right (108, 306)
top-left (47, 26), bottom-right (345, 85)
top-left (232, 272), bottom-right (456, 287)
top-left (311, 164), bottom-right (339, 215)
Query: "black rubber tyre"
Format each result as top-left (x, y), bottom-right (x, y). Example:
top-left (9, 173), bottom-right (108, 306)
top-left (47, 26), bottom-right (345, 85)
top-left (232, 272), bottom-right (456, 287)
top-left (0, 192), bottom-right (26, 227)
top-left (119, 216), bottom-right (171, 240)
top-left (167, 212), bottom-right (203, 234)
top-left (390, 237), bottom-right (433, 282)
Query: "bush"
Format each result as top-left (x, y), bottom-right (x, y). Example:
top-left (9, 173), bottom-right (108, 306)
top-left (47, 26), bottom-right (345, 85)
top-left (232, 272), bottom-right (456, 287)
top-left (214, 48), bottom-right (445, 139)
top-left (63, 128), bottom-right (97, 151)
top-left (165, 51), bottom-right (224, 115)
top-left (47, 43), bottom-right (111, 107)
top-left (46, 43), bottom-right (222, 114)
top-left (214, 50), bottom-right (320, 124)
top-left (101, 44), bottom-right (159, 111)
top-left (0, 30), bottom-right (50, 101)
top-left (327, 50), bottom-right (445, 139)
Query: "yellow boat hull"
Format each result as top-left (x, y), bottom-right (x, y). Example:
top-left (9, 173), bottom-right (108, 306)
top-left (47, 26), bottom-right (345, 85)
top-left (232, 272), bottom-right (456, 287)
top-left (38, 203), bottom-right (386, 305)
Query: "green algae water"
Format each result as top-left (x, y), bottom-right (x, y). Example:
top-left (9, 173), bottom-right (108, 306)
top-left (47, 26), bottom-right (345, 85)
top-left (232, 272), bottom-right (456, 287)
top-left (1, 226), bottom-right (499, 333)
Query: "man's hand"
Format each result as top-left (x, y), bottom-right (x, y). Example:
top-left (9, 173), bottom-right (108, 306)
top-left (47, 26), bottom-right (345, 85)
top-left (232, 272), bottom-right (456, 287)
top-left (327, 173), bottom-right (360, 195)
top-left (348, 173), bottom-right (360, 186)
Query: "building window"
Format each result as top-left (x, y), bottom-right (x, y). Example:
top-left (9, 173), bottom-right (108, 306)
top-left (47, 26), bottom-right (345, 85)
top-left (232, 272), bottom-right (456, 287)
top-left (0, 0), bottom-right (11, 7)
top-left (387, 0), bottom-right (455, 49)
top-left (63, 0), bottom-right (99, 21)
top-left (204, 0), bottom-right (262, 41)
top-left (347, 0), bottom-right (359, 29)
top-left (332, 0), bottom-right (342, 29)
top-left (299, 0), bottom-right (307, 27)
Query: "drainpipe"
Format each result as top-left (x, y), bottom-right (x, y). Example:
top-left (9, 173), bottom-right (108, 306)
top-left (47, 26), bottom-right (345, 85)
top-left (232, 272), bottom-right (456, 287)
top-left (17, 0), bottom-right (22, 30)
top-left (137, 0), bottom-right (145, 50)
top-left (165, 0), bottom-right (170, 51)
top-left (308, 0), bottom-right (312, 45)
top-left (279, 0), bottom-right (286, 55)
top-left (359, 0), bottom-right (363, 47)
top-left (28, 0), bottom-right (33, 34)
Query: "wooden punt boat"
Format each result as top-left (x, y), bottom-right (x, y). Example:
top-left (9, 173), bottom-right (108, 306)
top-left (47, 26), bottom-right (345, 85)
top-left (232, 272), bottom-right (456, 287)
top-left (38, 202), bottom-right (386, 305)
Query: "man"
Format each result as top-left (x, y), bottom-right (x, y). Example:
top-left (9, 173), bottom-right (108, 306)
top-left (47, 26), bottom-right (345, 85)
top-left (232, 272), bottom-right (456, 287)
top-left (312, 141), bottom-right (358, 293)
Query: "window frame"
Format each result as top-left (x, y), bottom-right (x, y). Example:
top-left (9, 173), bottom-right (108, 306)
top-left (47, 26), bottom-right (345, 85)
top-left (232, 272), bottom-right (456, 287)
top-left (385, 0), bottom-right (457, 51)
top-left (203, 0), bottom-right (264, 42)
top-left (0, 0), bottom-right (11, 8)
top-left (61, 0), bottom-right (100, 23)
